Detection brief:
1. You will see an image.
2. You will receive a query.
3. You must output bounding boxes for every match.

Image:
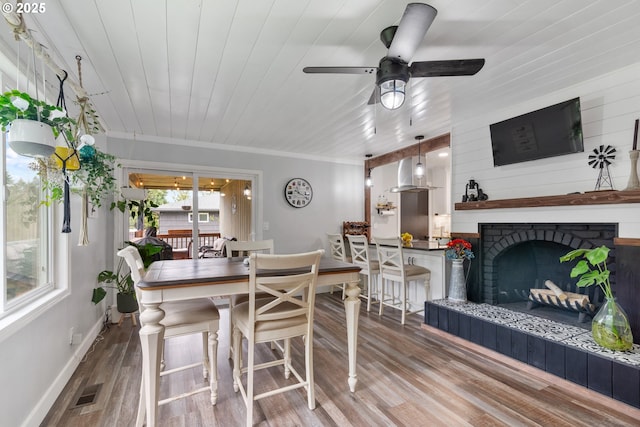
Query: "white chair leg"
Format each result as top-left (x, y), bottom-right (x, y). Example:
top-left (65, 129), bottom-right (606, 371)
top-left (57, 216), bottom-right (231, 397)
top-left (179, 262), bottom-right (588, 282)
top-left (202, 332), bottom-right (209, 379)
top-left (379, 279), bottom-right (385, 316)
top-left (208, 330), bottom-right (219, 405)
top-left (135, 375), bottom-right (146, 427)
top-left (232, 326), bottom-right (242, 392)
top-left (401, 281), bottom-right (407, 325)
top-left (246, 339), bottom-right (255, 427)
top-left (305, 334), bottom-right (315, 410)
top-left (284, 338), bottom-right (291, 379)
top-left (366, 273), bottom-right (372, 312)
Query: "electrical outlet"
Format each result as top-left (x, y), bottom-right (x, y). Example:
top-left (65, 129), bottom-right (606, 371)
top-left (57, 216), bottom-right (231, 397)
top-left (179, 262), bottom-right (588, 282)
top-left (72, 332), bottom-right (83, 345)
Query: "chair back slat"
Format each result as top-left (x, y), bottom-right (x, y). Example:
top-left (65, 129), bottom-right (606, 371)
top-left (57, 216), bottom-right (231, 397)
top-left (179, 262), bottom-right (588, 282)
top-left (346, 234), bottom-right (370, 268)
top-left (326, 233), bottom-right (347, 262)
top-left (248, 251), bottom-right (323, 326)
top-left (374, 237), bottom-right (405, 280)
top-left (117, 246), bottom-right (146, 312)
top-left (226, 239), bottom-right (274, 258)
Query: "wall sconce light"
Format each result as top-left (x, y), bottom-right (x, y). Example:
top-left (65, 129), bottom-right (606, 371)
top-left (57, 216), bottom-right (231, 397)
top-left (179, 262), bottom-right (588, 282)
top-left (243, 183), bottom-right (251, 198)
top-left (414, 135), bottom-right (424, 178)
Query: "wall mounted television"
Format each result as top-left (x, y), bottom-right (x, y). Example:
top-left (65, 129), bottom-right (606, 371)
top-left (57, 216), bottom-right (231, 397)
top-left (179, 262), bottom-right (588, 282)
top-left (489, 97), bottom-right (584, 167)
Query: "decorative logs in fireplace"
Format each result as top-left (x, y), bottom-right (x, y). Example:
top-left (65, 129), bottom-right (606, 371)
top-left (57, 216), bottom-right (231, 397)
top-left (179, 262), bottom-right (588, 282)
top-left (528, 280), bottom-right (597, 323)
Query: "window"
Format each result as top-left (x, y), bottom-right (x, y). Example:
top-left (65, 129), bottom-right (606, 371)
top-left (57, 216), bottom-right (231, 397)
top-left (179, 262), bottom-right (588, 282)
top-left (1, 139), bottom-right (53, 313)
top-left (188, 212), bottom-right (210, 223)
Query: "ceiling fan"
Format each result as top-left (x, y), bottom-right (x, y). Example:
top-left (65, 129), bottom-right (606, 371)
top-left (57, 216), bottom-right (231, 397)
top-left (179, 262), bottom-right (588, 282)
top-left (303, 3), bottom-right (485, 110)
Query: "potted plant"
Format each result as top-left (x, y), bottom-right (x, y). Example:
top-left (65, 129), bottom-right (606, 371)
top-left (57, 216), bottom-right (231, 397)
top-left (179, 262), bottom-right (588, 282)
top-left (0, 90), bottom-right (75, 157)
top-left (92, 257), bottom-right (138, 314)
top-left (560, 245), bottom-right (633, 351)
top-left (445, 238), bottom-right (475, 302)
top-left (92, 243), bottom-right (163, 313)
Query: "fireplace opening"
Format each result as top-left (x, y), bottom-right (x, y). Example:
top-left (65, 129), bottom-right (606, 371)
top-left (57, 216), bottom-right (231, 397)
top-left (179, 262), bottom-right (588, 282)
top-left (478, 223), bottom-right (617, 328)
top-left (495, 240), bottom-right (577, 304)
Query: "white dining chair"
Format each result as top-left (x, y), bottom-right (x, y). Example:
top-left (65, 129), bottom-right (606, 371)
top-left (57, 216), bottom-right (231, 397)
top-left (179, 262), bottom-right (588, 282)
top-left (225, 239), bottom-right (275, 359)
top-left (326, 233), bottom-right (351, 298)
top-left (346, 234), bottom-right (380, 312)
top-left (117, 246), bottom-right (220, 426)
top-left (373, 236), bottom-right (430, 325)
top-left (231, 250), bottom-right (324, 427)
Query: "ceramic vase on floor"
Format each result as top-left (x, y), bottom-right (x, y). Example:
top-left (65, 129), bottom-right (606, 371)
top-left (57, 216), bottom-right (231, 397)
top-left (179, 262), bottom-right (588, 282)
top-left (448, 259), bottom-right (467, 302)
top-left (592, 297), bottom-right (633, 351)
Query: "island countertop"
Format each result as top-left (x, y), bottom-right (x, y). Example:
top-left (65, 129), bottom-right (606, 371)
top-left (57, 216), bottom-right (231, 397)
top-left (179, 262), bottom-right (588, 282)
top-left (369, 240), bottom-right (446, 251)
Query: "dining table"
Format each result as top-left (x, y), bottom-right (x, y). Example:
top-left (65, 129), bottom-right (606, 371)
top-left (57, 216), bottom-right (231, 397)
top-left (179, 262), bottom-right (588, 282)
top-left (137, 256), bottom-right (362, 427)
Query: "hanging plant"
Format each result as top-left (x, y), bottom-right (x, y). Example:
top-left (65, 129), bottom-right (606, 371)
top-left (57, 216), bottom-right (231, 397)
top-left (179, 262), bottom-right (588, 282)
top-left (0, 90), bottom-right (75, 133)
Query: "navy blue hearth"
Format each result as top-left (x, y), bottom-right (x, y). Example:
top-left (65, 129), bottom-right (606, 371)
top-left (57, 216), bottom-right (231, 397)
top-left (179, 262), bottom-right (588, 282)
top-left (424, 299), bottom-right (640, 409)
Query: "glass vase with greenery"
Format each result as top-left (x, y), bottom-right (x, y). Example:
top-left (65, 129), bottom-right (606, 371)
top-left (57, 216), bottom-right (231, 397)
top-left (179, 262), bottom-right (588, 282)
top-left (560, 245), bottom-right (633, 351)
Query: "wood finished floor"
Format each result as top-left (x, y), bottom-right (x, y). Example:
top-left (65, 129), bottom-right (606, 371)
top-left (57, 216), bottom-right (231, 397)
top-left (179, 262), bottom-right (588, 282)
top-left (42, 294), bottom-right (640, 427)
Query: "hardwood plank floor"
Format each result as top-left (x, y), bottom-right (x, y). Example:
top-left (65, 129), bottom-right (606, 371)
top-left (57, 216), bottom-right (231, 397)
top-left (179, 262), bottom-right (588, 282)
top-left (42, 294), bottom-right (640, 426)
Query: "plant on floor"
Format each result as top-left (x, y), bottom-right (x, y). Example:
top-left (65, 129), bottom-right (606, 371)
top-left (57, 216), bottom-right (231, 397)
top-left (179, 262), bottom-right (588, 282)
top-left (92, 257), bottom-right (134, 305)
top-left (92, 243), bottom-right (163, 307)
top-left (559, 245), bottom-right (633, 351)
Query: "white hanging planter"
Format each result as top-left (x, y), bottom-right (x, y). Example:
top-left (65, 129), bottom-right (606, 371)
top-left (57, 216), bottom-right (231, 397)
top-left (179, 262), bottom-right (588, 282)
top-left (120, 187), bottom-right (147, 200)
top-left (7, 119), bottom-right (56, 157)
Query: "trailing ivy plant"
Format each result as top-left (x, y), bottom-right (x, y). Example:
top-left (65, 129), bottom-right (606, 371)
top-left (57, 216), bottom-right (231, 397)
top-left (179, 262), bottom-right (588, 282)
top-left (111, 198), bottom-right (159, 229)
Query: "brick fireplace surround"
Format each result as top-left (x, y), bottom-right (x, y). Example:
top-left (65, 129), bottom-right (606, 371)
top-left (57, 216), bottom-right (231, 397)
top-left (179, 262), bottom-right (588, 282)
top-left (424, 222), bottom-right (640, 409)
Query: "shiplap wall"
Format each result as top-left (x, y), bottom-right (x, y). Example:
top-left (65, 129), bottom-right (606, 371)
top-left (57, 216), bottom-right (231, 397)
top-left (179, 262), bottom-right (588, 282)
top-left (451, 62), bottom-right (640, 238)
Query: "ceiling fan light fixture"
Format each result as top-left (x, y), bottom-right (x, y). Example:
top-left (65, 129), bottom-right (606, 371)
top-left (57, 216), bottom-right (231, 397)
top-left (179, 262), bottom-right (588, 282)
top-left (379, 78), bottom-right (406, 110)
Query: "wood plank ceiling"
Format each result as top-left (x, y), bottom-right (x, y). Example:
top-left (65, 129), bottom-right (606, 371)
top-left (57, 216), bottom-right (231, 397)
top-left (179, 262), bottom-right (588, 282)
top-left (0, 0), bottom-right (639, 162)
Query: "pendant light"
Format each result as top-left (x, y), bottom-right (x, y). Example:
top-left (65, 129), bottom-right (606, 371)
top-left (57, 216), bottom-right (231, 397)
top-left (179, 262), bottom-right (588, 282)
top-left (414, 135), bottom-right (424, 178)
top-left (365, 154), bottom-right (373, 187)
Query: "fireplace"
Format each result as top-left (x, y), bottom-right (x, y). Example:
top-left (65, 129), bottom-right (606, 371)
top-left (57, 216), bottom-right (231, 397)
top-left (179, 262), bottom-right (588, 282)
top-left (475, 223), bottom-right (617, 321)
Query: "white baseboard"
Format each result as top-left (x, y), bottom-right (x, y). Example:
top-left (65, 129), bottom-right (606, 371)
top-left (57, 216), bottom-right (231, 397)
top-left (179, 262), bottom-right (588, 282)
top-left (23, 318), bottom-right (104, 427)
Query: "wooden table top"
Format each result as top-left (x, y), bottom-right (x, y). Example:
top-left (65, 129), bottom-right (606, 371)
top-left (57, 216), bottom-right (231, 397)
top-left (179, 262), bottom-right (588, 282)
top-left (139, 256), bottom-right (360, 290)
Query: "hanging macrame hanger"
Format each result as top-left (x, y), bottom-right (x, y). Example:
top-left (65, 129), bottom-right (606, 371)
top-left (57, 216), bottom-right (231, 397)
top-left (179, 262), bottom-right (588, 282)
top-left (52, 69), bottom-right (74, 233)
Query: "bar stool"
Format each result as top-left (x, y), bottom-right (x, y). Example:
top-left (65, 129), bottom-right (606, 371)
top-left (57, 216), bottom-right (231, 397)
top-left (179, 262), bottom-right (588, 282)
top-left (326, 233), bottom-right (351, 298)
top-left (346, 234), bottom-right (380, 311)
top-left (374, 236), bottom-right (430, 325)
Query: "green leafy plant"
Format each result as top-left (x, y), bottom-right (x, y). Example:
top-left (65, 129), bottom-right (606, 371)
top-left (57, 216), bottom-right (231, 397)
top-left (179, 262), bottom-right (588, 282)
top-left (559, 245), bottom-right (613, 298)
top-left (92, 257), bottom-right (134, 304)
top-left (92, 243), bottom-right (163, 304)
top-left (111, 198), bottom-right (159, 229)
top-left (71, 149), bottom-right (118, 208)
top-left (560, 245), bottom-right (633, 351)
top-left (0, 90), bottom-right (76, 138)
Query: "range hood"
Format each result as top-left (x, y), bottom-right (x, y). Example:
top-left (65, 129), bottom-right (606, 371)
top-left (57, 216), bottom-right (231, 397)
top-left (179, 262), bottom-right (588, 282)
top-left (390, 158), bottom-right (437, 192)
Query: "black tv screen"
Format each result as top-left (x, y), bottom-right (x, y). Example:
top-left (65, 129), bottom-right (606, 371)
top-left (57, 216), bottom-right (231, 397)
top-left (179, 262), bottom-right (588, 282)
top-left (490, 97), bottom-right (584, 166)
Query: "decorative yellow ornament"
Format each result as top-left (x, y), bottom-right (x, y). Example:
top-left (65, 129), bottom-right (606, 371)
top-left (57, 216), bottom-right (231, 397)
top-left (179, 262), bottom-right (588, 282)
top-left (52, 146), bottom-right (80, 171)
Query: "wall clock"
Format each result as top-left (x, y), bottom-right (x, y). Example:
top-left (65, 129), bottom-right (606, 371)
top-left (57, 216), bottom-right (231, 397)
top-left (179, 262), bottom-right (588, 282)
top-left (284, 178), bottom-right (313, 208)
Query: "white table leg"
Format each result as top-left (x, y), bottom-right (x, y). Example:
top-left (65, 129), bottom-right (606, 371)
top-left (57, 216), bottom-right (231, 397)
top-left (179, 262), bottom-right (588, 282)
top-left (138, 302), bottom-right (165, 427)
top-left (343, 278), bottom-right (361, 392)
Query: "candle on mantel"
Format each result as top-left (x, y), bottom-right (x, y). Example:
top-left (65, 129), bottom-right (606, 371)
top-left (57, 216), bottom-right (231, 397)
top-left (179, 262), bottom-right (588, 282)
top-left (633, 119), bottom-right (639, 150)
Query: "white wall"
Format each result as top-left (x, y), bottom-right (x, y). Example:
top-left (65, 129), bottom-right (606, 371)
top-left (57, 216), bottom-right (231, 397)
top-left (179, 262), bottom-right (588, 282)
top-left (451, 62), bottom-right (640, 237)
top-left (0, 148), bottom-right (113, 427)
top-left (107, 136), bottom-right (364, 254)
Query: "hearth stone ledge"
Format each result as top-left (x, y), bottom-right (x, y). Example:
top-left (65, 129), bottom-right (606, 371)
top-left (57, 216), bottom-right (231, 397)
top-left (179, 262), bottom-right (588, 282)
top-left (424, 299), bottom-right (640, 409)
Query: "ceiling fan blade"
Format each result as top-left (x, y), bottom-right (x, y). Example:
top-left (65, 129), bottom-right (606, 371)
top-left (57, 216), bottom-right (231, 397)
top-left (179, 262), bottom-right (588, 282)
top-left (410, 59), bottom-right (485, 77)
top-left (387, 3), bottom-right (437, 63)
top-left (302, 66), bottom-right (376, 75)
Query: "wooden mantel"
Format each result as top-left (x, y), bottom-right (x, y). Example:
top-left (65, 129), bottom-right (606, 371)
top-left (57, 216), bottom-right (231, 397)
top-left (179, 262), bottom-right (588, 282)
top-left (454, 189), bottom-right (640, 210)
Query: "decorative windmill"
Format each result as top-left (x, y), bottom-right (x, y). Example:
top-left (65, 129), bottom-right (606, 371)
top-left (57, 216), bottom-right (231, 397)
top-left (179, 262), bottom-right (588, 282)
top-left (588, 145), bottom-right (616, 190)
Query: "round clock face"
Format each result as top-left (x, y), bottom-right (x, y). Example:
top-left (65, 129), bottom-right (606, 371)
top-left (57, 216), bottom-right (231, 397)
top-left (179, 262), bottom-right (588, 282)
top-left (284, 178), bottom-right (313, 208)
